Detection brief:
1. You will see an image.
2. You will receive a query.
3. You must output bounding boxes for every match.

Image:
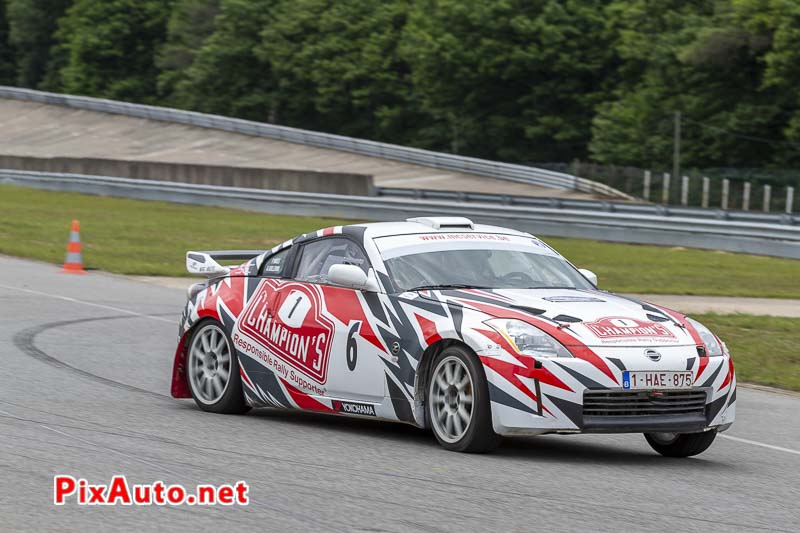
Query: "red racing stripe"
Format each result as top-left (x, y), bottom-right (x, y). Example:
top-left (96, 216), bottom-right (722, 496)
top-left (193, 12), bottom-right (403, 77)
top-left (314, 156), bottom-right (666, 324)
top-left (475, 328), bottom-right (572, 392)
top-left (198, 275), bottom-right (250, 321)
top-left (649, 303), bottom-right (712, 383)
top-left (415, 314), bottom-right (443, 346)
top-left (319, 286), bottom-right (385, 352)
top-left (654, 306), bottom-right (704, 346)
top-left (479, 355), bottom-right (553, 416)
top-left (719, 357), bottom-right (735, 391)
top-left (280, 378), bottom-right (335, 413)
top-left (696, 358), bottom-right (710, 383)
top-left (459, 299), bottom-right (618, 384)
top-left (239, 366), bottom-right (254, 389)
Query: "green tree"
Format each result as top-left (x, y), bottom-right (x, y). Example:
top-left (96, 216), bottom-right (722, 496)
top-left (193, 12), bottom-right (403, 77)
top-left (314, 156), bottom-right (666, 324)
top-left (400, 0), bottom-right (613, 161)
top-left (168, 0), bottom-right (276, 118)
top-left (590, 0), bottom-right (786, 169)
top-left (2, 0), bottom-right (797, 172)
top-left (6, 0), bottom-right (71, 88)
top-left (54, 0), bottom-right (173, 102)
top-left (0, 0), bottom-right (17, 84)
top-left (747, 0), bottom-right (800, 165)
top-left (257, 0), bottom-right (425, 143)
top-left (156, 0), bottom-right (219, 104)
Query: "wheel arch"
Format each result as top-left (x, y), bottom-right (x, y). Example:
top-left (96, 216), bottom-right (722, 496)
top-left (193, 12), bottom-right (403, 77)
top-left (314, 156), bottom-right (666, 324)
top-left (413, 337), bottom-right (482, 427)
top-left (170, 317), bottom-right (218, 399)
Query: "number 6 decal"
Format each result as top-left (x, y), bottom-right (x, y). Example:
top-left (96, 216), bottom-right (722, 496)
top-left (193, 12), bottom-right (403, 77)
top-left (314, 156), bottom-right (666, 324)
top-left (346, 321), bottom-right (361, 371)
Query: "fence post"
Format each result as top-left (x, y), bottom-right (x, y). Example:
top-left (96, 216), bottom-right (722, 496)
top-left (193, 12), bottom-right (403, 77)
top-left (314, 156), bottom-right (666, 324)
top-left (643, 170), bottom-right (651, 201)
top-left (763, 185), bottom-right (771, 212)
top-left (788, 186), bottom-right (795, 214)
top-left (742, 182), bottom-right (751, 211)
top-left (681, 176), bottom-right (689, 206)
top-left (721, 179), bottom-right (730, 210)
top-left (662, 172), bottom-right (671, 204)
top-left (701, 177), bottom-right (710, 208)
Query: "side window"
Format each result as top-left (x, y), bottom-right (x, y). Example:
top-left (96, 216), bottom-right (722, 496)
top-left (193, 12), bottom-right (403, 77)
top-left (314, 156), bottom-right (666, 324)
top-left (295, 238), bottom-right (370, 284)
top-left (261, 248), bottom-right (290, 277)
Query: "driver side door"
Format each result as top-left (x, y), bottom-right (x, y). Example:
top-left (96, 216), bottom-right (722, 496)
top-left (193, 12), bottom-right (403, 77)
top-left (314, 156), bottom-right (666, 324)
top-left (281, 237), bottom-right (387, 404)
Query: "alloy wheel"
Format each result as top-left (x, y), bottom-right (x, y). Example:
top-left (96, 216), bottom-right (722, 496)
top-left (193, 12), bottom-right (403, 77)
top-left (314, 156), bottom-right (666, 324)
top-left (188, 324), bottom-right (232, 405)
top-left (430, 355), bottom-right (475, 443)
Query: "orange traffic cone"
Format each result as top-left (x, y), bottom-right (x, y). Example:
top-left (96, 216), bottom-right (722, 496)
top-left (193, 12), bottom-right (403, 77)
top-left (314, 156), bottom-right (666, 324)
top-left (61, 220), bottom-right (86, 274)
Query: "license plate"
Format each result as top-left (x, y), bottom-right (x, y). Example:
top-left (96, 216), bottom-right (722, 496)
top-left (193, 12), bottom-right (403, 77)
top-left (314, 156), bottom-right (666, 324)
top-left (622, 370), bottom-right (694, 389)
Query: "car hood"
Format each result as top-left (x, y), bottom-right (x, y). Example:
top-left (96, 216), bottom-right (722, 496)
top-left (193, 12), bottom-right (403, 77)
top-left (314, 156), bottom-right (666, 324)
top-left (421, 288), bottom-right (697, 348)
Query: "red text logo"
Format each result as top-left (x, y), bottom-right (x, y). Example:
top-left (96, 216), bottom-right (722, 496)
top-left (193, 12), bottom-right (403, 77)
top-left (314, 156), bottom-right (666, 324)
top-left (239, 282), bottom-right (334, 383)
top-left (585, 316), bottom-right (676, 340)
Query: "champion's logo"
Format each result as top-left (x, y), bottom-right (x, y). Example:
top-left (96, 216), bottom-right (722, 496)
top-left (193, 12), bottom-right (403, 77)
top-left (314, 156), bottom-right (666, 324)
top-left (585, 316), bottom-right (676, 340)
top-left (239, 282), bottom-right (334, 383)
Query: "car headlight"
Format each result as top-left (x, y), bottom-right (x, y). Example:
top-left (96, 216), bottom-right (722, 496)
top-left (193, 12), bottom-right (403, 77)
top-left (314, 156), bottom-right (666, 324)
top-left (686, 317), bottom-right (723, 356)
top-left (484, 319), bottom-right (572, 358)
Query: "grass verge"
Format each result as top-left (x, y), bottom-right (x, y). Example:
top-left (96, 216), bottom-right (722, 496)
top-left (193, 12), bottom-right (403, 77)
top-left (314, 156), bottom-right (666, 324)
top-left (2, 184), bottom-right (799, 298)
top-left (695, 314), bottom-right (800, 392)
top-left (1, 186), bottom-right (797, 390)
top-left (546, 237), bottom-right (800, 298)
top-left (0, 185), bottom-right (351, 276)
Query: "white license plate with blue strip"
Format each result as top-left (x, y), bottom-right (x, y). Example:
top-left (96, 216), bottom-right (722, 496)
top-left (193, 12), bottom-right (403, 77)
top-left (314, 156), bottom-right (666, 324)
top-left (622, 371), bottom-right (694, 390)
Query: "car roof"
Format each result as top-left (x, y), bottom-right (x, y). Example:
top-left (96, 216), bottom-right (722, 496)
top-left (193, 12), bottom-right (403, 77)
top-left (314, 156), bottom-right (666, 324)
top-left (352, 218), bottom-right (534, 240)
top-left (268, 218), bottom-right (538, 258)
top-left (258, 217), bottom-right (547, 269)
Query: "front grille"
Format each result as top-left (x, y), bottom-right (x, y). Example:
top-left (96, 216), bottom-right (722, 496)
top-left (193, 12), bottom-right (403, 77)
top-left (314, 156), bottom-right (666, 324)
top-left (583, 389), bottom-right (707, 417)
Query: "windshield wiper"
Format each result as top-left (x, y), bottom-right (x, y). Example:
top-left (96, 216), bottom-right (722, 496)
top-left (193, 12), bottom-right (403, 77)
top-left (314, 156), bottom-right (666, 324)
top-left (408, 284), bottom-right (492, 291)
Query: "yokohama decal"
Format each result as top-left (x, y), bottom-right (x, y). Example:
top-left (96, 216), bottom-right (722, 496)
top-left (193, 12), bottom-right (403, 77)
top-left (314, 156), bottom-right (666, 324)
top-left (332, 400), bottom-right (377, 416)
top-left (239, 282), bottom-right (334, 383)
top-left (584, 317), bottom-right (676, 342)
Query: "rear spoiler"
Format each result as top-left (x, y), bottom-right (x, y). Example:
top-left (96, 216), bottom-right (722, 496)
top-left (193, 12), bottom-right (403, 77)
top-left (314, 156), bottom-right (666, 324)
top-left (186, 250), bottom-right (263, 276)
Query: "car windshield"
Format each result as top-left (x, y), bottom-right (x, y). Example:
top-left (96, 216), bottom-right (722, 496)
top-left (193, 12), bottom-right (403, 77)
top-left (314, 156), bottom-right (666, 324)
top-left (377, 234), bottom-right (593, 292)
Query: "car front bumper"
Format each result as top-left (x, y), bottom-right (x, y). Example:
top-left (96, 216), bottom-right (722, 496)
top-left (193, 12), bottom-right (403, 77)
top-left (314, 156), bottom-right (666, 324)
top-left (490, 385), bottom-right (736, 437)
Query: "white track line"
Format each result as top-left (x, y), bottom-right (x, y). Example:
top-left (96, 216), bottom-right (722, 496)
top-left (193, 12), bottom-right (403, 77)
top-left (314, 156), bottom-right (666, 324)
top-left (719, 434), bottom-right (800, 456)
top-left (0, 283), bottom-right (173, 323)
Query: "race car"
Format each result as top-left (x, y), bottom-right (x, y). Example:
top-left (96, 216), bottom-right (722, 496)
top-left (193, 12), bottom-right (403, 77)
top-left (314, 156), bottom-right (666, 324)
top-left (171, 217), bottom-right (736, 456)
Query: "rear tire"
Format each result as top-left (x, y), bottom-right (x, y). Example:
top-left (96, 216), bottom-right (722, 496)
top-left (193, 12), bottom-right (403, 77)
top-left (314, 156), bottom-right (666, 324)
top-left (187, 320), bottom-right (250, 414)
top-left (427, 345), bottom-right (500, 453)
top-left (644, 431), bottom-right (716, 457)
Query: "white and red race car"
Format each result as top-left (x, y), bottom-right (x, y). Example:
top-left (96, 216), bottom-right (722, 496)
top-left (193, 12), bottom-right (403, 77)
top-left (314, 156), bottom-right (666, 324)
top-left (171, 217), bottom-right (735, 456)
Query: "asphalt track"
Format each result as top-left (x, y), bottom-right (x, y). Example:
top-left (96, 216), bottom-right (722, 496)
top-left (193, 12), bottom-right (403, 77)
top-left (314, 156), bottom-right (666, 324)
top-left (1, 254), bottom-right (799, 532)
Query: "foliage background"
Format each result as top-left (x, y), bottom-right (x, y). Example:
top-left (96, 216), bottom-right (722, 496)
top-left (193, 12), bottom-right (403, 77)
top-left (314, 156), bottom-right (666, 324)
top-left (1, 0), bottom-right (800, 179)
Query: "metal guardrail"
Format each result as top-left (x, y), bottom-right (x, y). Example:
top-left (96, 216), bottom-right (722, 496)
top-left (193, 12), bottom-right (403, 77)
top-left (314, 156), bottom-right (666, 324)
top-left (3, 170), bottom-right (798, 259)
top-left (376, 187), bottom-right (799, 226)
top-left (0, 86), bottom-right (630, 199)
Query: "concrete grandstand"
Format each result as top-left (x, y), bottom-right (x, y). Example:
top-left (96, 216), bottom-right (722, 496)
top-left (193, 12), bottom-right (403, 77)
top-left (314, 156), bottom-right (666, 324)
top-left (0, 97), bottom-right (599, 199)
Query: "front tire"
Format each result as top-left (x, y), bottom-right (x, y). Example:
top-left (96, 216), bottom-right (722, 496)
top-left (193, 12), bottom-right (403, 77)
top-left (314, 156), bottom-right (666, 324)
top-left (427, 345), bottom-right (499, 453)
top-left (644, 431), bottom-right (716, 457)
top-left (187, 320), bottom-right (250, 414)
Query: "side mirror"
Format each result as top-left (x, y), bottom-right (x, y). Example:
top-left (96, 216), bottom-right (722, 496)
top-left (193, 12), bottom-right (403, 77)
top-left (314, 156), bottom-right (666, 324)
top-left (328, 264), bottom-right (379, 292)
top-left (578, 268), bottom-right (598, 286)
top-left (186, 251), bottom-right (230, 277)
